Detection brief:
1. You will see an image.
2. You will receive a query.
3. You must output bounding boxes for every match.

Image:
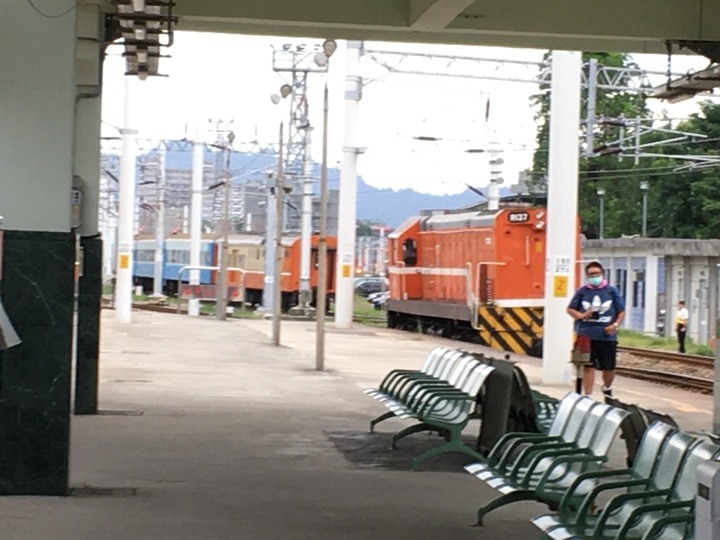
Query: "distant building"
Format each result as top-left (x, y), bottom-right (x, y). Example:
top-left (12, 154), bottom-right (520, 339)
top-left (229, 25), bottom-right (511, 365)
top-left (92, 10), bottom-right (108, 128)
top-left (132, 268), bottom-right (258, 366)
top-left (583, 237), bottom-right (720, 345)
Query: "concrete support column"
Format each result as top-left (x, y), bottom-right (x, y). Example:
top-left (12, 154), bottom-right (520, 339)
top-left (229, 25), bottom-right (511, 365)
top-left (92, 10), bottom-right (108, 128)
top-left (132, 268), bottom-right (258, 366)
top-left (0, 0), bottom-right (78, 494)
top-left (73, 2), bottom-right (104, 415)
top-left (334, 41), bottom-right (363, 328)
top-left (542, 51), bottom-right (582, 385)
top-left (115, 77), bottom-right (139, 323)
top-left (189, 134), bottom-right (204, 317)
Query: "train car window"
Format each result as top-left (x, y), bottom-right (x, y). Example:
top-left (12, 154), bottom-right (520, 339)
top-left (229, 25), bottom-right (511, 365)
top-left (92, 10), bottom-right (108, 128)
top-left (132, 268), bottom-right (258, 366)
top-left (255, 248), bottom-right (260, 260)
top-left (402, 238), bottom-right (417, 267)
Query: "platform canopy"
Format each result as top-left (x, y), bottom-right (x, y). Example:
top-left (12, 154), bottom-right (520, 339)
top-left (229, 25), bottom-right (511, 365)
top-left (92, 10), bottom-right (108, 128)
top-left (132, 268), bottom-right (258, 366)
top-left (147, 0), bottom-right (720, 54)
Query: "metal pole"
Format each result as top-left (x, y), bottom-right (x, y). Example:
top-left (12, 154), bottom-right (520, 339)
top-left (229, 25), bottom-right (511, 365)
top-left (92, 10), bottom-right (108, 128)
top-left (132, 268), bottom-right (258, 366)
top-left (216, 145), bottom-right (230, 321)
top-left (334, 40), bottom-right (364, 328)
top-left (316, 78), bottom-right (330, 370)
top-left (642, 191), bottom-right (648, 237)
top-left (599, 196), bottom-right (605, 240)
top-left (261, 181), bottom-right (277, 313)
top-left (115, 76), bottom-right (138, 323)
top-left (542, 51), bottom-right (582, 385)
top-left (189, 132), bottom-right (203, 317)
top-left (585, 58), bottom-right (597, 157)
top-left (152, 148), bottom-right (166, 297)
top-left (272, 123), bottom-right (285, 346)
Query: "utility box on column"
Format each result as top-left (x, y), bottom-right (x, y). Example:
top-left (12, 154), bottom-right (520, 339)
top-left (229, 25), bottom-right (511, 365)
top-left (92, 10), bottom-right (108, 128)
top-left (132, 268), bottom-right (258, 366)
top-left (697, 460), bottom-right (720, 540)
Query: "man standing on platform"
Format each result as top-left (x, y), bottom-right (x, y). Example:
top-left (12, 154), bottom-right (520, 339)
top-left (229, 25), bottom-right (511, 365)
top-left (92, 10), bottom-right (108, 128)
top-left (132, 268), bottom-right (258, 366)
top-left (675, 300), bottom-right (689, 353)
top-left (566, 261), bottom-right (626, 398)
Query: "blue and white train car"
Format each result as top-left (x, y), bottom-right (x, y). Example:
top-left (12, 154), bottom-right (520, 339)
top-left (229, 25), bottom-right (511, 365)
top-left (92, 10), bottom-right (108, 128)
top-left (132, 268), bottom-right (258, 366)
top-left (133, 235), bottom-right (215, 295)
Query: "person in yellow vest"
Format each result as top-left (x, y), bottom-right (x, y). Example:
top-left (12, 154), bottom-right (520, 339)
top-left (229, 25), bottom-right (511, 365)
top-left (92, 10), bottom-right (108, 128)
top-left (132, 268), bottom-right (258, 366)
top-left (675, 300), bottom-right (689, 353)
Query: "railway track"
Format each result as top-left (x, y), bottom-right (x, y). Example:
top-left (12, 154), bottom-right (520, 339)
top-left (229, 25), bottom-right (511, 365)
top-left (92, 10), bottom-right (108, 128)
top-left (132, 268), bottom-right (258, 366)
top-left (617, 346), bottom-right (713, 367)
top-left (617, 346), bottom-right (714, 393)
top-left (614, 366), bottom-right (713, 393)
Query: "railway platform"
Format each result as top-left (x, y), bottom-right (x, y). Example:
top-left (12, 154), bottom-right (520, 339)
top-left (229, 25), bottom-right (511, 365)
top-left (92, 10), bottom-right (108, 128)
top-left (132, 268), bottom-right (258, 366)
top-left (3, 310), bottom-right (713, 539)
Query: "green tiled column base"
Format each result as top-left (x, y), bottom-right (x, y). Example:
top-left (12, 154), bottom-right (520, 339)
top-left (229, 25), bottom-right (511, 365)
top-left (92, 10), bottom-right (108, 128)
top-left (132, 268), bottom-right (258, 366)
top-left (0, 230), bottom-right (73, 495)
top-left (75, 235), bottom-right (101, 415)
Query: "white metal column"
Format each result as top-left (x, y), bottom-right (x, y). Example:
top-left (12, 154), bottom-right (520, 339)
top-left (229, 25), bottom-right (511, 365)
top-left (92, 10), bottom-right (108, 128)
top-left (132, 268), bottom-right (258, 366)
top-left (542, 51), bottom-right (582, 385)
top-left (189, 134), bottom-right (204, 317)
top-left (334, 40), bottom-right (363, 328)
top-left (115, 76), bottom-right (139, 323)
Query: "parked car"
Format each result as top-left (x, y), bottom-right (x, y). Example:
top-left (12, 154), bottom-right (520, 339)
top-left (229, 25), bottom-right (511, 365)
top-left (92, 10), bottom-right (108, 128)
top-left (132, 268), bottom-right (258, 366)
top-left (354, 277), bottom-right (387, 297)
top-left (367, 291), bottom-right (389, 310)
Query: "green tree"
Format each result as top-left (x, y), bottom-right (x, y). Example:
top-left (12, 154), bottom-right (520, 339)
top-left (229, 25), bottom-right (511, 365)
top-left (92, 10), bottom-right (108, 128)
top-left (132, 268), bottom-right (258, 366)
top-left (643, 101), bottom-right (720, 239)
top-left (530, 52), bottom-right (649, 238)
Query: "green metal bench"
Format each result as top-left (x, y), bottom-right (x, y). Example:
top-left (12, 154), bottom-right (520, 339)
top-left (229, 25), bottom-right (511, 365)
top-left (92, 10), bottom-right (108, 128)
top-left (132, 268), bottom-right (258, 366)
top-left (467, 401), bottom-right (628, 525)
top-left (364, 348), bottom-right (496, 470)
top-left (466, 393), bottom-right (592, 485)
top-left (531, 421), bottom-right (678, 538)
top-left (364, 347), bottom-right (462, 432)
top-left (533, 426), bottom-right (718, 539)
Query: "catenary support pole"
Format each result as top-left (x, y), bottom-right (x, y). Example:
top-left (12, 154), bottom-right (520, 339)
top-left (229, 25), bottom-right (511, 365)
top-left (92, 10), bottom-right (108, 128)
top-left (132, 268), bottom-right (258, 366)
top-left (189, 132), bottom-right (203, 317)
top-left (272, 123), bottom-right (284, 345)
top-left (316, 77), bottom-right (331, 370)
top-left (585, 58), bottom-right (597, 156)
top-left (261, 180), bottom-right (277, 313)
top-left (152, 147), bottom-right (166, 296)
top-left (216, 145), bottom-right (231, 321)
top-left (333, 40), bottom-right (364, 328)
top-left (115, 76), bottom-right (139, 323)
top-left (299, 126), bottom-right (313, 308)
top-left (542, 51), bottom-right (582, 385)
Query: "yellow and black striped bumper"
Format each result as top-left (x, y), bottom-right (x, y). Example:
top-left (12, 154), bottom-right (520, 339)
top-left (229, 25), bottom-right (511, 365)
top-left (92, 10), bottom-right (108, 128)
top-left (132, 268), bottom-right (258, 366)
top-left (476, 306), bottom-right (544, 355)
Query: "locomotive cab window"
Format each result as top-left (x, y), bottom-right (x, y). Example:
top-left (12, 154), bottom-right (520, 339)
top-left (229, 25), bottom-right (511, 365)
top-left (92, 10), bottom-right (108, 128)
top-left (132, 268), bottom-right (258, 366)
top-left (402, 238), bottom-right (417, 267)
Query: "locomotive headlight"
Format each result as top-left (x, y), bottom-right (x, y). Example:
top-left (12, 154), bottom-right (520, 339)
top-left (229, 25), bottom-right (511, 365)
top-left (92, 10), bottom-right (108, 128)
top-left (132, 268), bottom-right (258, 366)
top-left (534, 221), bottom-right (545, 230)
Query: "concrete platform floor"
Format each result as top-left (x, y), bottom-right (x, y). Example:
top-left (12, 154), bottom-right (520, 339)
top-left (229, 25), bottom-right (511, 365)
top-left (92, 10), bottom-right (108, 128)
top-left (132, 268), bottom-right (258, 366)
top-left (2, 310), bottom-right (713, 539)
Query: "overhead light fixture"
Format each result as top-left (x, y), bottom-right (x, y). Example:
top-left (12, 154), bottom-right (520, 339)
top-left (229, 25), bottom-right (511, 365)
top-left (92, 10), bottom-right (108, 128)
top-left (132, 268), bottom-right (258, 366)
top-left (313, 52), bottom-right (328, 68)
top-left (279, 84), bottom-right (292, 98)
top-left (322, 39), bottom-right (338, 59)
top-left (413, 136), bottom-right (441, 142)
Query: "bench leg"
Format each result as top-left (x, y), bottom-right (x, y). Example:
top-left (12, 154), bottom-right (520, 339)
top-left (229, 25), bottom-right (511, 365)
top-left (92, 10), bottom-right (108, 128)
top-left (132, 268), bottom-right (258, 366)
top-left (474, 490), bottom-right (543, 526)
top-left (391, 422), bottom-right (435, 448)
top-left (369, 411), bottom-right (395, 433)
top-left (411, 437), bottom-right (485, 471)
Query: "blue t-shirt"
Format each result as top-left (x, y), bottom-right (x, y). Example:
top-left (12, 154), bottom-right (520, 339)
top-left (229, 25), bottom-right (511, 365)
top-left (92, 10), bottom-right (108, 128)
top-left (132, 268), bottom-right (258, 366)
top-left (568, 284), bottom-right (625, 341)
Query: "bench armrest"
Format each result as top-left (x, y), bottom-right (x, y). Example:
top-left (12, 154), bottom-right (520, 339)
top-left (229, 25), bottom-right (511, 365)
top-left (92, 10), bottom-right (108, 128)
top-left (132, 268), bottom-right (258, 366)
top-left (616, 499), bottom-right (693, 540)
top-left (528, 453), bottom-right (605, 490)
top-left (593, 488), bottom-right (672, 534)
top-left (558, 468), bottom-right (631, 517)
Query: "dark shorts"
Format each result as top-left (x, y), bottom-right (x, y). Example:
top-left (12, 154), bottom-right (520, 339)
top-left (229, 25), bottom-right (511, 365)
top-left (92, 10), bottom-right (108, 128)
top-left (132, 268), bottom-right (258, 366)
top-left (590, 340), bottom-right (617, 371)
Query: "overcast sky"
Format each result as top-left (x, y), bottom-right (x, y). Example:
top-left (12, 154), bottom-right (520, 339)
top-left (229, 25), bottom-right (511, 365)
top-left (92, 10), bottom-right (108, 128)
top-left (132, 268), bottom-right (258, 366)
top-left (101, 32), bottom-right (712, 195)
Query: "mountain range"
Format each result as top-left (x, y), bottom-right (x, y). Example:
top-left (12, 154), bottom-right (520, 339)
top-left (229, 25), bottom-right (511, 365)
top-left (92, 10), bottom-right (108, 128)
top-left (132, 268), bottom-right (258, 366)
top-left (139, 147), bottom-right (513, 228)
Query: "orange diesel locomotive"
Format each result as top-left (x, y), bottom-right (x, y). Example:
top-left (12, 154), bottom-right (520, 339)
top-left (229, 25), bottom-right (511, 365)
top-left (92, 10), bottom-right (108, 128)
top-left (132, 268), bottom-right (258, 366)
top-left (387, 206), bottom-right (578, 356)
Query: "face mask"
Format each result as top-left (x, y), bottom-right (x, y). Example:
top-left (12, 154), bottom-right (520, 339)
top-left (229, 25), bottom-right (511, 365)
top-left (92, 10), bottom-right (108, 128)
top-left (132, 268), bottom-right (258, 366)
top-left (587, 276), bottom-right (603, 287)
